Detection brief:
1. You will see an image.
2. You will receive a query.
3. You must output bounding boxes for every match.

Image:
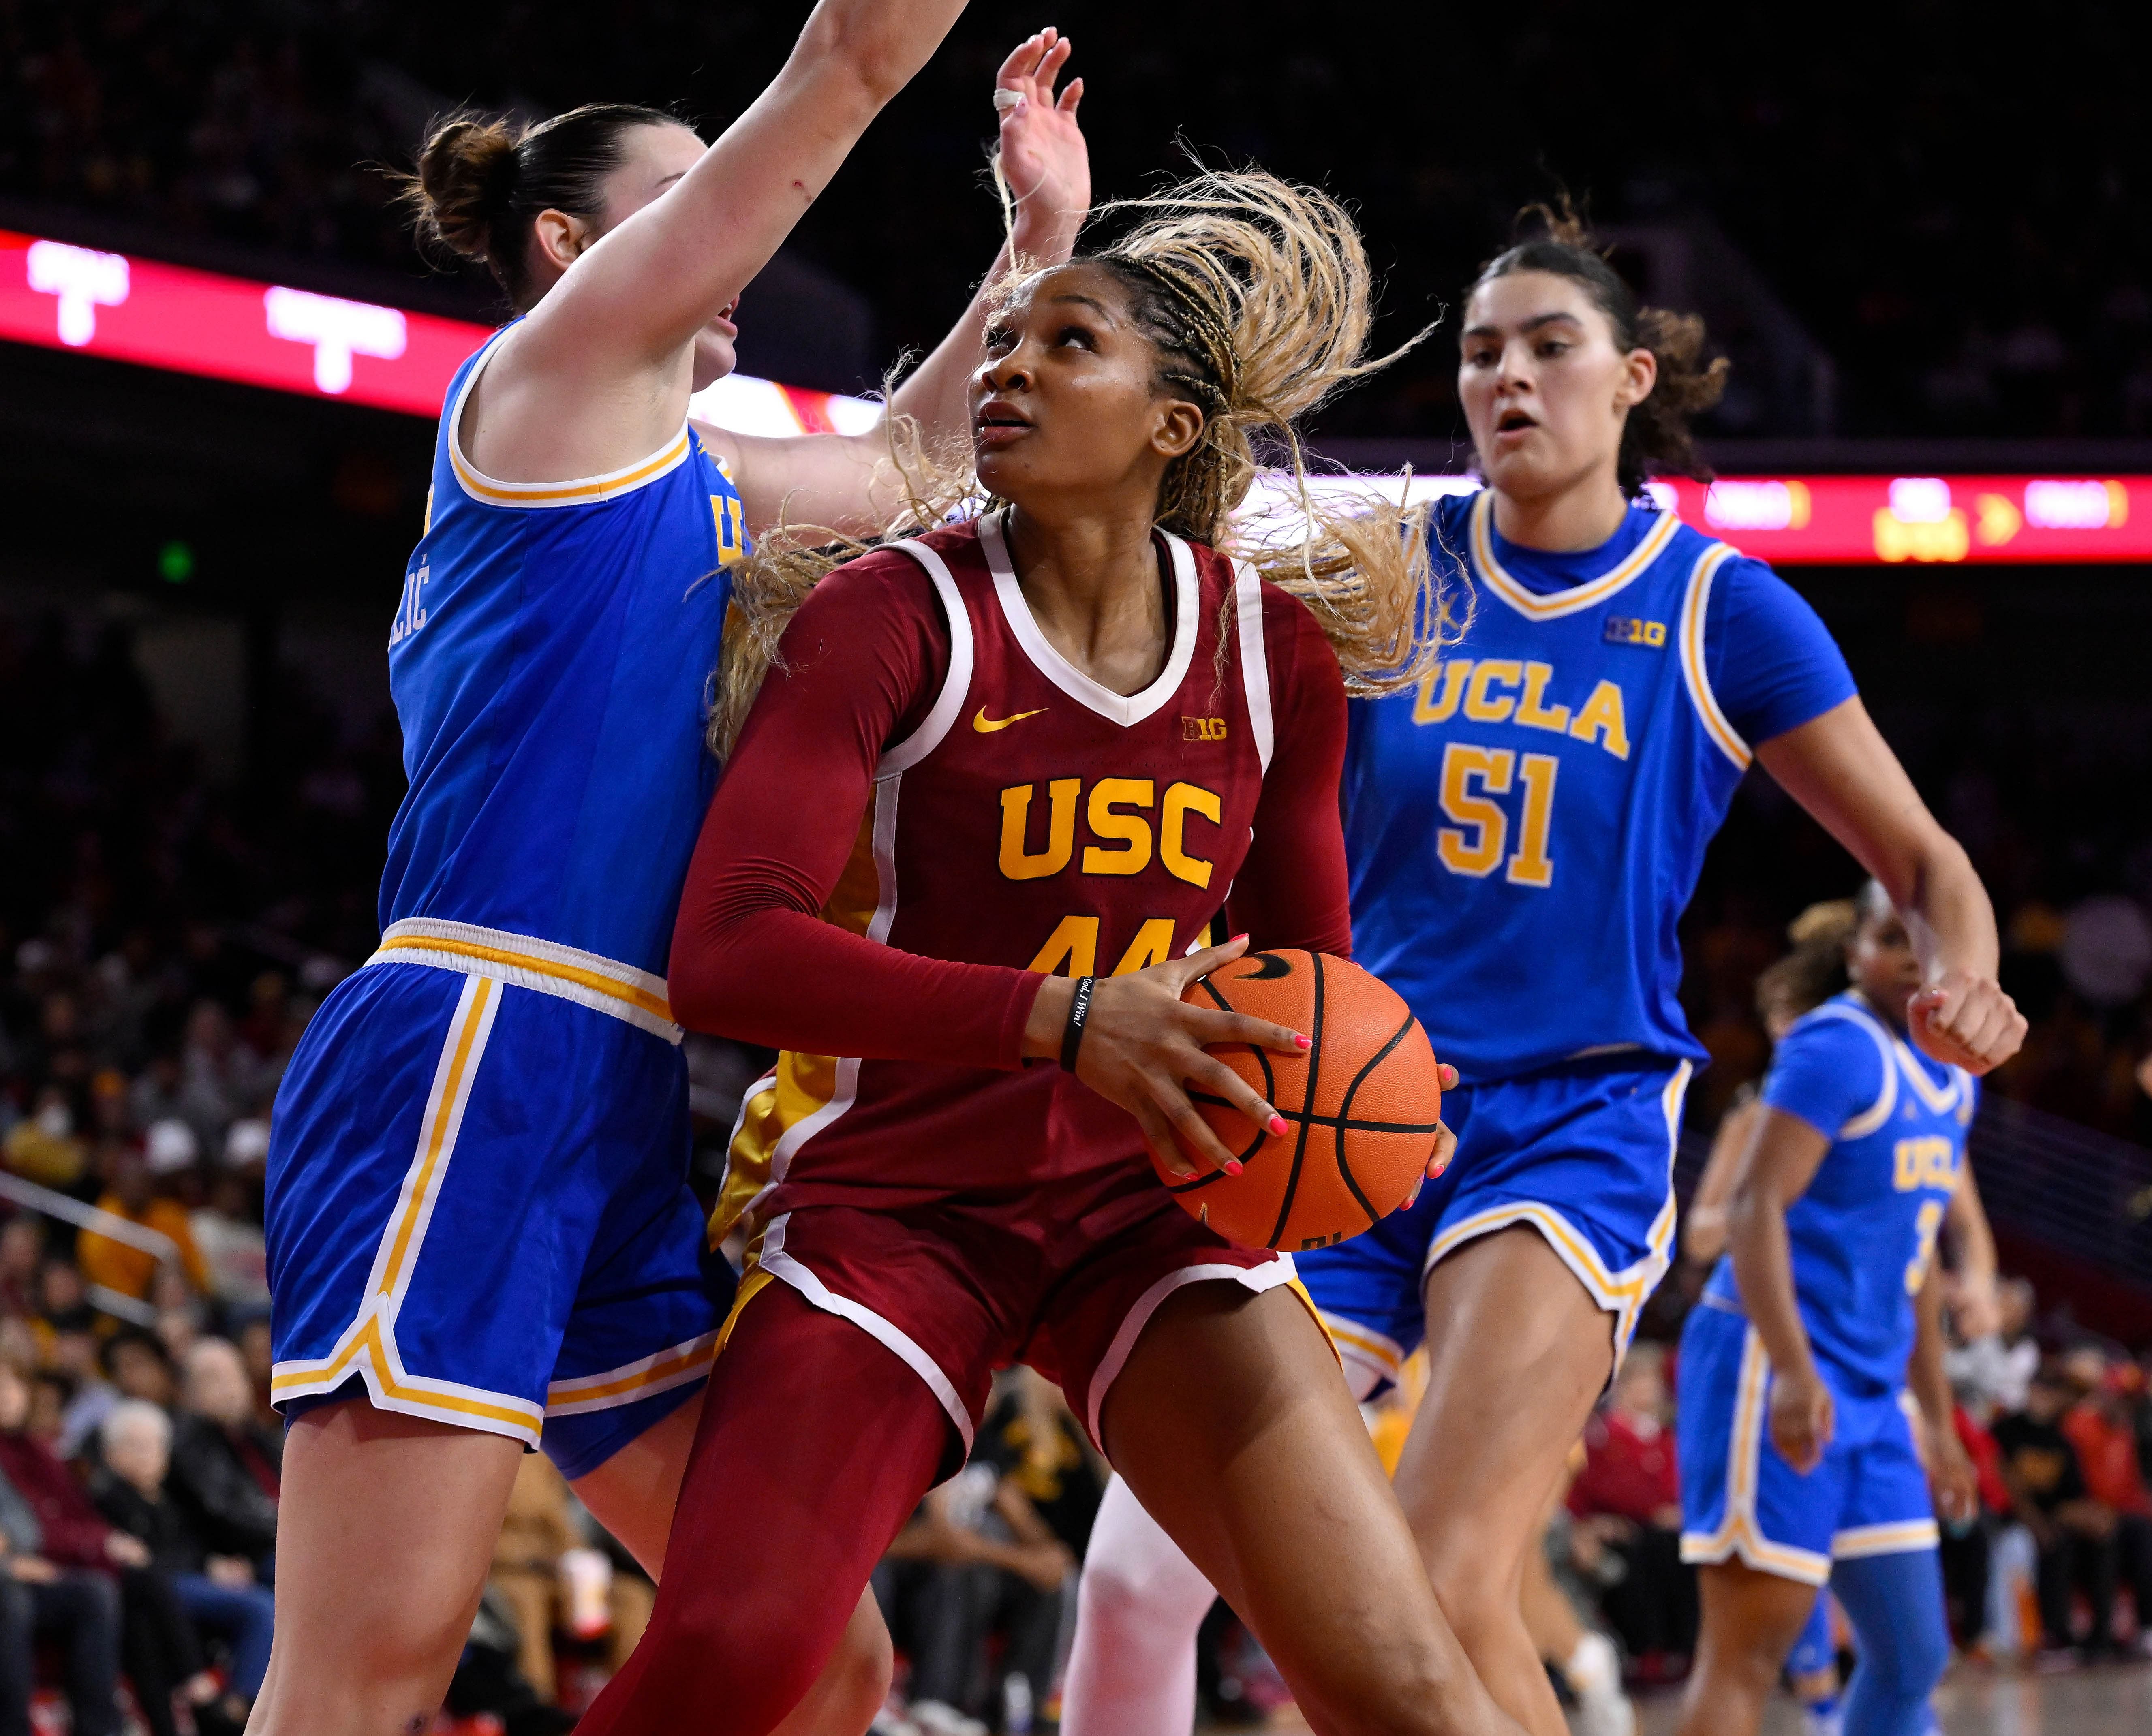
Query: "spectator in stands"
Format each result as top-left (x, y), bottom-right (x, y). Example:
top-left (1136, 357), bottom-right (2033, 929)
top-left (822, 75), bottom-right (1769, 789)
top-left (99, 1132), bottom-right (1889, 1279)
top-left (0, 1360), bottom-right (201, 1736)
top-left (127, 1052), bottom-right (188, 1145)
top-left (1946, 1274), bottom-right (2040, 1416)
top-left (2061, 1354), bottom-right (2152, 1652)
top-left (1568, 1343), bottom-right (1697, 1668)
top-left (103, 1329), bottom-right (176, 1409)
top-left (94, 1400), bottom-right (268, 1735)
top-left (0, 1438), bottom-right (124, 1736)
top-left (875, 1387), bottom-right (1077, 1736)
top-left (186, 1168), bottom-right (269, 1318)
top-left (34, 1258), bottom-right (96, 1356)
top-left (1993, 1362), bottom-right (2123, 1658)
top-left (76, 1145), bottom-right (210, 1304)
top-left (233, 1319), bottom-right (276, 1429)
top-left (175, 1003), bottom-right (254, 1155)
top-left (0, 1222), bottom-right (42, 1319)
top-left (2, 1086), bottom-right (87, 1191)
top-left (165, 1340), bottom-right (276, 1578)
top-left (489, 1454), bottom-right (578, 1707)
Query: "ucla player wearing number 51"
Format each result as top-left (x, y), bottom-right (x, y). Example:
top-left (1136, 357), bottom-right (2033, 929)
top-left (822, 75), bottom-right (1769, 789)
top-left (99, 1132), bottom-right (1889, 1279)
top-left (1675, 883), bottom-right (1981, 1736)
top-left (1063, 207), bottom-right (2025, 1736)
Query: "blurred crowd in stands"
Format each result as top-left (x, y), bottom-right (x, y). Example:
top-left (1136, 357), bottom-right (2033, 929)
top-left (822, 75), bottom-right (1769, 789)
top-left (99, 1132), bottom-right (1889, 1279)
top-left (6, 0), bottom-right (2152, 439)
top-left (0, 598), bottom-right (2147, 1727)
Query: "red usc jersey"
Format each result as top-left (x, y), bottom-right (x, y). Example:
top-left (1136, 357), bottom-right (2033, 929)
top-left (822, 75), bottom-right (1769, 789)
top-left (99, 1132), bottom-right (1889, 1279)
top-left (672, 511), bottom-right (1351, 1240)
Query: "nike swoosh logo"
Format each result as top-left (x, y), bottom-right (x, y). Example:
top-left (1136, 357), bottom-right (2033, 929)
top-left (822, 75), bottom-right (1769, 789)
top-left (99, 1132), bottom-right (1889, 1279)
top-left (973, 706), bottom-right (1048, 733)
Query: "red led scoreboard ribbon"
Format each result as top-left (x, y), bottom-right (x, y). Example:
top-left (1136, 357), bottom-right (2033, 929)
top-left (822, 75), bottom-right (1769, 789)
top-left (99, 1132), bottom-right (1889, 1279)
top-left (0, 227), bottom-right (862, 434)
top-left (1648, 474), bottom-right (2152, 565)
top-left (6, 230), bottom-right (2150, 563)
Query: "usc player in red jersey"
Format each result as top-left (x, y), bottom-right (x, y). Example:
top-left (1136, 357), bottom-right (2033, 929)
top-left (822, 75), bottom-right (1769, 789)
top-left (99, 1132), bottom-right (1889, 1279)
top-left (572, 172), bottom-right (1521, 1736)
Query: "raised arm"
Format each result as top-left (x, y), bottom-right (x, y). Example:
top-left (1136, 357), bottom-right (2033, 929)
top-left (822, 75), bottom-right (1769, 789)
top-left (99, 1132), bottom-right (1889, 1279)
top-left (1756, 697), bottom-right (2025, 1075)
top-left (1726, 1107), bottom-right (1835, 1473)
top-left (470, 0), bottom-right (971, 480)
top-left (702, 31), bottom-right (1091, 537)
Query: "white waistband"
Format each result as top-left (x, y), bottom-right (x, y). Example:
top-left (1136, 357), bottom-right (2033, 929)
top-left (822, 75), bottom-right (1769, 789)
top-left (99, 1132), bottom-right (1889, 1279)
top-left (365, 917), bottom-right (681, 1044)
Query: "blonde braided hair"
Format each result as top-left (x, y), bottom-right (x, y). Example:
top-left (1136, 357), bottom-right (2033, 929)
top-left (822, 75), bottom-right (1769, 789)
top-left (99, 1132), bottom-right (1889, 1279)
top-left (712, 167), bottom-right (1467, 755)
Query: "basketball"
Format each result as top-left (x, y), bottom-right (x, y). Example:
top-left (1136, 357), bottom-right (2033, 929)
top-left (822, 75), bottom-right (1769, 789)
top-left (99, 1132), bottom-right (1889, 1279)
top-left (1155, 949), bottom-right (1446, 1252)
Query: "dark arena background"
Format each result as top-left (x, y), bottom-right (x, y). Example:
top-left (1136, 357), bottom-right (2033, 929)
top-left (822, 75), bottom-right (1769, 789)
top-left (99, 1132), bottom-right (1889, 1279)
top-left (1, 4), bottom-right (2150, 1733)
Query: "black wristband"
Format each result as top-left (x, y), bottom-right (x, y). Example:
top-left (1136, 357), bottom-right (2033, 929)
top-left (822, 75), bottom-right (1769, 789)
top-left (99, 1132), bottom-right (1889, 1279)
top-left (1060, 976), bottom-right (1097, 1073)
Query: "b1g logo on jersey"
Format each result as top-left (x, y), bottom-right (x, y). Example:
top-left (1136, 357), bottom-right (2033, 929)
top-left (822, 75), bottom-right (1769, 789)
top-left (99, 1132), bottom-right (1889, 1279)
top-left (1602, 616), bottom-right (1668, 648)
top-left (389, 560), bottom-right (430, 648)
top-left (1181, 716), bottom-right (1229, 742)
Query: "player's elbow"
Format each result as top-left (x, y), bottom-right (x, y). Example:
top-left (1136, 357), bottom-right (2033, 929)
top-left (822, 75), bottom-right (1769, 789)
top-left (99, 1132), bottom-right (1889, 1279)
top-left (787, 13), bottom-right (920, 113)
top-left (667, 920), bottom-right (747, 1037)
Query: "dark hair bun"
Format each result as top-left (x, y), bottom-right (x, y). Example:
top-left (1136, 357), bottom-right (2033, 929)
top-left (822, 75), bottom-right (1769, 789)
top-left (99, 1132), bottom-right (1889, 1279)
top-left (409, 113), bottom-right (522, 261)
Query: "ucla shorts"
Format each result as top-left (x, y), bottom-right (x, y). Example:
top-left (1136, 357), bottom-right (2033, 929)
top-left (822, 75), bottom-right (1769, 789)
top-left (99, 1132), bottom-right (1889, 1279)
top-left (1677, 1300), bottom-right (1938, 1586)
top-left (266, 921), bottom-right (730, 1480)
top-left (1295, 1052), bottom-right (1692, 1398)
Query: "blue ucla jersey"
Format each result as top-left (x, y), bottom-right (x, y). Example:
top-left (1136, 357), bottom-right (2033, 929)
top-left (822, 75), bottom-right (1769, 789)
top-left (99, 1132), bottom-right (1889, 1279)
top-left (1343, 489), bottom-right (1855, 1083)
top-left (1705, 992), bottom-right (1976, 1393)
top-left (379, 324), bottom-right (747, 976)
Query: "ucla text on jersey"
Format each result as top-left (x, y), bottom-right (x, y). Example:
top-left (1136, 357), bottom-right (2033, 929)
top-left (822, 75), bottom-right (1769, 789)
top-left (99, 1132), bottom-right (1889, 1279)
top-left (1344, 489), bottom-right (1756, 1083)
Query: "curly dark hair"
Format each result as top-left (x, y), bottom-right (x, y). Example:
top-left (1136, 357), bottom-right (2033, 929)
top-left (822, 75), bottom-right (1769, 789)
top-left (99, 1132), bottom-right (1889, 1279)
top-left (1470, 203), bottom-right (1729, 497)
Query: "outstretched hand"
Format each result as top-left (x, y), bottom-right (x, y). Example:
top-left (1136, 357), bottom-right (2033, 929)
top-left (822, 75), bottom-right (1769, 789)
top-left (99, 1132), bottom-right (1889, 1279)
top-left (1907, 971), bottom-right (2026, 1076)
top-left (994, 28), bottom-right (1089, 261)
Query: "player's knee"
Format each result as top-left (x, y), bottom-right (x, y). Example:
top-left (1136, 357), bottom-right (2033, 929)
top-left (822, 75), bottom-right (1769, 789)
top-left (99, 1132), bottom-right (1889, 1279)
top-left (1076, 1546), bottom-right (1207, 1644)
top-left (1869, 1611), bottom-right (1949, 1697)
top-left (1423, 1547), bottom-right (1521, 1654)
top-left (826, 1601), bottom-right (895, 1723)
top-left (1346, 1647), bottom-right (1492, 1736)
top-left (643, 1589), bottom-right (835, 1718)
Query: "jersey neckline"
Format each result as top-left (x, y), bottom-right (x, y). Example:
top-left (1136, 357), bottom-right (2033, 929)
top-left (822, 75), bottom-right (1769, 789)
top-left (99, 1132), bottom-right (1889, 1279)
top-left (1842, 989), bottom-right (1968, 1114)
top-left (446, 323), bottom-right (698, 510)
top-left (977, 510), bottom-right (1200, 728)
top-left (1467, 488), bottom-right (1682, 622)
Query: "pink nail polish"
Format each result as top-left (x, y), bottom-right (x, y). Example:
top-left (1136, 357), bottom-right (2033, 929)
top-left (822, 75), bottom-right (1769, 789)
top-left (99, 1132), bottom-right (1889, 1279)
top-left (1295, 1034), bottom-right (1313, 1050)
top-left (1268, 1114), bottom-right (1289, 1136)
top-left (1225, 1160), bottom-right (1244, 1176)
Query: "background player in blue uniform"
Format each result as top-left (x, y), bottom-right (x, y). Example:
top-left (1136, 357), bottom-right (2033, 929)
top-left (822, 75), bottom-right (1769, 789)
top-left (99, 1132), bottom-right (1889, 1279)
top-left (256, 13), bottom-right (1094, 1734)
top-left (1063, 211), bottom-right (2024, 1736)
top-left (1675, 884), bottom-right (1981, 1736)
top-left (1684, 902), bottom-right (2002, 1736)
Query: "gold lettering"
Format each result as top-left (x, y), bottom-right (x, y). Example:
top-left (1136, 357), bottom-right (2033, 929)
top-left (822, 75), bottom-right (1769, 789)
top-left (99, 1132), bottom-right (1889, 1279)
top-left (998, 778), bottom-right (1080, 880)
top-left (1463, 659), bottom-right (1523, 723)
top-left (1112, 919), bottom-right (1178, 975)
top-left (1567, 680), bottom-right (1631, 760)
top-left (1412, 660), bottom-right (1471, 725)
top-left (1160, 782), bottom-right (1222, 888)
top-left (1027, 915), bottom-right (1099, 977)
top-left (1083, 778), bottom-right (1155, 875)
top-left (1435, 744), bottom-right (1514, 877)
top-left (1514, 662), bottom-right (1572, 733)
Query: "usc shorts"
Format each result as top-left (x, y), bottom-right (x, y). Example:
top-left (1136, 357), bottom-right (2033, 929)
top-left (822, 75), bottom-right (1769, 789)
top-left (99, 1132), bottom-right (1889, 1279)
top-left (738, 1172), bottom-right (1300, 1455)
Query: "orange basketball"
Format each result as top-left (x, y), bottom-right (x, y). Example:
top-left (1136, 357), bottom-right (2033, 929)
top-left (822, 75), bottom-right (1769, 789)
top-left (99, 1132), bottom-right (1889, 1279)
top-left (1155, 949), bottom-right (1446, 1252)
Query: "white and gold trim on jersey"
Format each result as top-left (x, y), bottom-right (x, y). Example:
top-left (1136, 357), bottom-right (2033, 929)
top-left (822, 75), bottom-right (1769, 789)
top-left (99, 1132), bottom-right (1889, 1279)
top-left (445, 326), bottom-right (697, 510)
top-left (1467, 488), bottom-right (1683, 621)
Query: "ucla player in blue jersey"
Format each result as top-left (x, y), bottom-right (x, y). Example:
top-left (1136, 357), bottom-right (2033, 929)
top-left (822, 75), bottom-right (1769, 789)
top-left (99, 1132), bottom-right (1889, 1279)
top-left (1675, 883), bottom-right (1981, 1736)
top-left (255, 13), bottom-right (1094, 1734)
top-left (1062, 210), bottom-right (2024, 1736)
